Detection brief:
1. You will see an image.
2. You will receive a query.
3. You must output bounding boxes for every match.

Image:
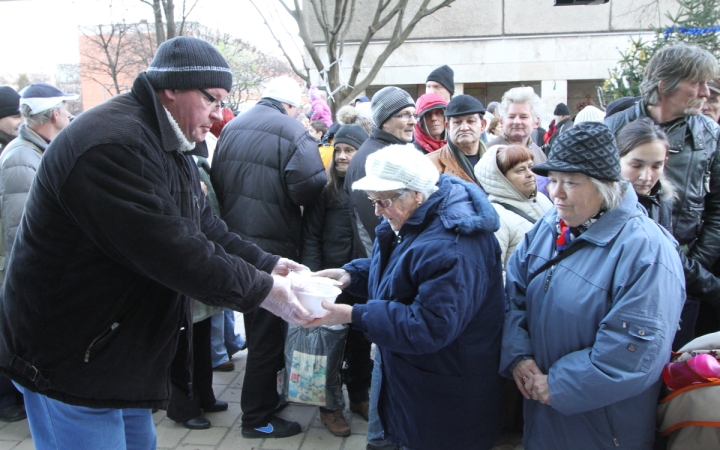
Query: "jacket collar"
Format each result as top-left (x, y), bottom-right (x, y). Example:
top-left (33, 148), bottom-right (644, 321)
top-left (370, 126), bottom-right (410, 146)
top-left (544, 182), bottom-right (640, 246)
top-left (257, 97), bottom-right (288, 115)
top-left (131, 73), bottom-right (208, 158)
top-left (16, 124), bottom-right (49, 152)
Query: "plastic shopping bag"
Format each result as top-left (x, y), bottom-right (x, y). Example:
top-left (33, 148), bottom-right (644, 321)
top-left (280, 324), bottom-right (348, 408)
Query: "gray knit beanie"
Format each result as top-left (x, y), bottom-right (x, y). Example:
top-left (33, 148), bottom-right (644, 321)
top-left (146, 36), bottom-right (232, 92)
top-left (532, 122), bottom-right (620, 181)
top-left (371, 87), bottom-right (415, 127)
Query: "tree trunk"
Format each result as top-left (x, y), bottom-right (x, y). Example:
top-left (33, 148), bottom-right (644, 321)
top-left (163, 0), bottom-right (176, 39)
top-left (152, 0), bottom-right (165, 45)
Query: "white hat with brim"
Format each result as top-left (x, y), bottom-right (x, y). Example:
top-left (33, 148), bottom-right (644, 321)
top-left (20, 82), bottom-right (78, 115)
top-left (352, 144), bottom-right (439, 193)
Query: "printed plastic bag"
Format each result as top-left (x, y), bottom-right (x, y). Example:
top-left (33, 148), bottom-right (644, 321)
top-left (280, 324), bottom-right (348, 408)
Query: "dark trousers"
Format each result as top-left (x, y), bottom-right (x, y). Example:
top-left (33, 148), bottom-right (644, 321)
top-left (167, 317), bottom-right (216, 422)
top-left (0, 375), bottom-right (22, 409)
top-left (241, 307), bottom-right (287, 428)
top-left (344, 323), bottom-right (372, 404)
top-left (673, 298), bottom-right (701, 351)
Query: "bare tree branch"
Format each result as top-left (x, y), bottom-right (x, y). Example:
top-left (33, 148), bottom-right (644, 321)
top-left (248, 0), bottom-right (311, 84)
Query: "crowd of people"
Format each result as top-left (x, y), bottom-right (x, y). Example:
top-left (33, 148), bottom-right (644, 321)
top-left (0, 35), bottom-right (718, 450)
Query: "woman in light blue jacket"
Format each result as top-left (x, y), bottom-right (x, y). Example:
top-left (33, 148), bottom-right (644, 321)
top-left (500, 122), bottom-right (685, 450)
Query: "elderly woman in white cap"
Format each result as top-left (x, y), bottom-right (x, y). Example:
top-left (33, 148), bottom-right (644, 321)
top-left (501, 122), bottom-right (685, 450)
top-left (308, 144), bottom-right (505, 450)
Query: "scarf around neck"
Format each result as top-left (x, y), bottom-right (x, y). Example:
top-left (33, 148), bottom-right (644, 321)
top-left (555, 210), bottom-right (604, 252)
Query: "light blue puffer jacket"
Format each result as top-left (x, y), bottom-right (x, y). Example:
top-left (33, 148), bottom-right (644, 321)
top-left (501, 184), bottom-right (685, 450)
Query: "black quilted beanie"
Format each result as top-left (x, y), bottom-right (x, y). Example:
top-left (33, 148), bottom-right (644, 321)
top-left (532, 122), bottom-right (620, 181)
top-left (146, 36), bottom-right (232, 92)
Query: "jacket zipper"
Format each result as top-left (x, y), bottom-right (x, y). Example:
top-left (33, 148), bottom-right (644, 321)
top-left (544, 265), bottom-right (555, 291)
top-left (604, 407), bottom-right (620, 447)
top-left (84, 322), bottom-right (120, 362)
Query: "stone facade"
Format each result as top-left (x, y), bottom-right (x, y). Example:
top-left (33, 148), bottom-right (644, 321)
top-left (302, 0), bottom-right (680, 125)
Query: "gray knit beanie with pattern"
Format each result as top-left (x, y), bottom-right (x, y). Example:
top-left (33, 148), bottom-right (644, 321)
top-left (146, 36), bottom-right (232, 92)
top-left (371, 87), bottom-right (415, 128)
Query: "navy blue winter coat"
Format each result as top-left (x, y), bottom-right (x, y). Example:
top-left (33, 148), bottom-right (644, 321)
top-left (344, 175), bottom-right (505, 450)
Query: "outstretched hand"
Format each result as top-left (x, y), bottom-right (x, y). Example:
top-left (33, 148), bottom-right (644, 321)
top-left (314, 269), bottom-right (351, 290)
top-left (303, 301), bottom-right (353, 328)
top-left (272, 258), bottom-right (309, 276)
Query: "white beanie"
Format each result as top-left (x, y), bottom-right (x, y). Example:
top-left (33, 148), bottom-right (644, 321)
top-left (263, 76), bottom-right (302, 108)
top-left (352, 144), bottom-right (439, 194)
top-left (574, 105), bottom-right (606, 125)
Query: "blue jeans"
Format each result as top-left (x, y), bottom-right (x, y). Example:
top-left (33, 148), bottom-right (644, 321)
top-left (210, 310), bottom-right (246, 367)
top-left (15, 383), bottom-right (156, 450)
top-left (368, 349), bottom-right (393, 446)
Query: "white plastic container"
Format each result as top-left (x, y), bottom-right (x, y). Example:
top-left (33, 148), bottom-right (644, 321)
top-left (295, 284), bottom-right (342, 318)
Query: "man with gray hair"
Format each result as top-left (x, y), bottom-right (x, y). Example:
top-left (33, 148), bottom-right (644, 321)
top-left (344, 86), bottom-right (416, 259)
top-left (0, 83), bottom-right (76, 271)
top-left (0, 37), bottom-right (312, 448)
top-left (487, 86), bottom-right (548, 164)
top-left (605, 43), bottom-right (720, 347)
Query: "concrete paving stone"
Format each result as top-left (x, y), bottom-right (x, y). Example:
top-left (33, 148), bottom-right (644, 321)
top-left (0, 420), bottom-right (30, 440)
top-left (11, 439), bottom-right (34, 450)
top-left (0, 441), bottom-right (19, 450)
top-left (215, 428), bottom-right (262, 450)
top-left (205, 401), bottom-right (242, 428)
top-left (277, 404), bottom-right (318, 429)
top-left (167, 445), bottom-right (216, 450)
top-left (342, 434), bottom-right (368, 450)
top-left (213, 369), bottom-right (241, 385)
top-left (183, 426), bottom-right (230, 446)
top-left (347, 414), bottom-right (368, 436)
top-left (254, 432), bottom-right (306, 450)
top-left (153, 409), bottom-right (168, 425)
top-left (155, 418), bottom-right (190, 448)
top-left (218, 386), bottom-right (243, 403)
top-left (298, 426), bottom-right (343, 450)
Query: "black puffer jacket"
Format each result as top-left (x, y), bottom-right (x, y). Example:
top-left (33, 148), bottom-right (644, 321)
top-left (343, 127), bottom-right (409, 258)
top-left (301, 178), bottom-right (355, 270)
top-left (211, 99), bottom-right (327, 257)
top-left (0, 74), bottom-right (278, 410)
top-left (606, 102), bottom-right (720, 270)
top-left (639, 177), bottom-right (720, 301)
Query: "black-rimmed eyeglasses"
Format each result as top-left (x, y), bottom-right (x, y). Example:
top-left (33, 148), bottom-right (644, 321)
top-left (198, 88), bottom-right (225, 110)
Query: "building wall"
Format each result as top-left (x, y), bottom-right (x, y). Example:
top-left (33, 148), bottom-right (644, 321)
top-left (302, 0), bottom-right (682, 125)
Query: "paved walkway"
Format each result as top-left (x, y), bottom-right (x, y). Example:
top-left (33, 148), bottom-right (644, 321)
top-left (0, 313), bottom-right (522, 449)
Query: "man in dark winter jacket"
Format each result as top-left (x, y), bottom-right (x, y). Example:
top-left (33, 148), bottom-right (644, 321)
top-left (542, 102), bottom-right (574, 154)
top-left (605, 43), bottom-right (720, 347)
top-left (344, 86), bottom-right (416, 258)
top-left (211, 76), bottom-right (327, 439)
top-left (0, 37), bottom-right (312, 449)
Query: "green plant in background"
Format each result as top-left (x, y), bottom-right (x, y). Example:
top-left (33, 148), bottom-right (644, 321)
top-left (602, 0), bottom-right (720, 104)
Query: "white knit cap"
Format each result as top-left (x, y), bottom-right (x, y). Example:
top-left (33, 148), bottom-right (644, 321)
top-left (263, 76), bottom-right (302, 108)
top-left (352, 144), bottom-right (439, 193)
top-left (574, 105), bottom-right (606, 125)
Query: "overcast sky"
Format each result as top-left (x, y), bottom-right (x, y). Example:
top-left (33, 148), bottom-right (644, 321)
top-left (0, 0), bottom-right (302, 76)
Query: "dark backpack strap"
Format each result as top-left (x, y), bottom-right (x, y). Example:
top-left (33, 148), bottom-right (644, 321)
top-left (492, 201), bottom-right (537, 224)
top-left (529, 239), bottom-right (590, 282)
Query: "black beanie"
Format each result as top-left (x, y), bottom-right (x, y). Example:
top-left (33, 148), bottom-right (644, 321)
top-left (554, 103), bottom-right (571, 116)
top-left (334, 124), bottom-right (369, 150)
top-left (532, 122), bottom-right (620, 181)
top-left (146, 37), bottom-right (232, 92)
top-left (0, 86), bottom-right (20, 119)
top-left (426, 65), bottom-right (455, 95)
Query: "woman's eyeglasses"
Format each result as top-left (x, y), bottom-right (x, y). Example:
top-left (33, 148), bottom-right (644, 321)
top-left (368, 192), bottom-right (403, 208)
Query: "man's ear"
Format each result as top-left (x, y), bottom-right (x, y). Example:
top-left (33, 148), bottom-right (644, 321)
top-left (445, 120), bottom-right (450, 131)
top-left (480, 118), bottom-right (487, 133)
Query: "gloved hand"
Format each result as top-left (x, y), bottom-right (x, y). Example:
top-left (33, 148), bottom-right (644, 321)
top-left (260, 275), bottom-right (312, 325)
top-left (272, 258), bottom-right (309, 276)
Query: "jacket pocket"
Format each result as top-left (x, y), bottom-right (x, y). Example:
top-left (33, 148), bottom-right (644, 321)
top-left (84, 320), bottom-right (123, 363)
top-left (601, 312), bottom-right (662, 374)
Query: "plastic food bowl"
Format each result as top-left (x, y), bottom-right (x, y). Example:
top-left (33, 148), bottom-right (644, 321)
top-left (295, 284), bottom-right (342, 318)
